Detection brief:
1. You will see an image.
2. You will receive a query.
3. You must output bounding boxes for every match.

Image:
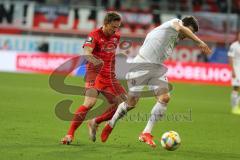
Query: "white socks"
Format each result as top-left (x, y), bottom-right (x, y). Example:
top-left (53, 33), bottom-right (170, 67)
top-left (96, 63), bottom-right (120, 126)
top-left (108, 101), bottom-right (167, 134)
top-left (109, 102), bottom-right (128, 128)
top-left (231, 91), bottom-right (239, 108)
top-left (143, 101), bottom-right (167, 133)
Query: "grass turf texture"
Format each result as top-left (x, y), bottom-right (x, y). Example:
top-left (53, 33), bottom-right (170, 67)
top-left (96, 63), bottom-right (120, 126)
top-left (0, 72), bottom-right (240, 160)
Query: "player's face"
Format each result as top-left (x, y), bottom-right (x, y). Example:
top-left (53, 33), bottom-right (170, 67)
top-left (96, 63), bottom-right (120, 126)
top-left (179, 26), bottom-right (195, 40)
top-left (105, 21), bottom-right (121, 36)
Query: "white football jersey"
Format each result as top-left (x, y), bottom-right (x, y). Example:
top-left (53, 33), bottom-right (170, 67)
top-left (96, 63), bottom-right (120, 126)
top-left (228, 41), bottom-right (240, 65)
top-left (228, 41), bottom-right (240, 82)
top-left (136, 18), bottom-right (181, 64)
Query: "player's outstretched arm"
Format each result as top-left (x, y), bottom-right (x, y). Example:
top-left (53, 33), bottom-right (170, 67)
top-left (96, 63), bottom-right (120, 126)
top-left (83, 46), bottom-right (103, 66)
top-left (175, 22), bottom-right (211, 54)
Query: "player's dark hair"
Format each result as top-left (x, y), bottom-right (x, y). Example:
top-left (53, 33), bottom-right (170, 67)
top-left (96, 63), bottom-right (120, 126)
top-left (182, 16), bottom-right (199, 33)
top-left (104, 12), bottom-right (121, 25)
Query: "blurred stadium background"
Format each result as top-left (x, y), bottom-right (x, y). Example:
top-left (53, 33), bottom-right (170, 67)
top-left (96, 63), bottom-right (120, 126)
top-left (0, 0), bottom-right (239, 81)
top-left (0, 0), bottom-right (240, 160)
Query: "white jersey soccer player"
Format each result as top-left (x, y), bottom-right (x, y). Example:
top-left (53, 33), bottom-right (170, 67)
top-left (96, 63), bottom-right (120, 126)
top-left (101, 16), bottom-right (211, 148)
top-left (228, 32), bottom-right (240, 115)
top-left (138, 19), bottom-right (181, 64)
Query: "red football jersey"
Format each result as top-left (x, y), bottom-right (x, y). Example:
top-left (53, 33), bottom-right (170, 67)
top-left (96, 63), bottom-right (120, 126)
top-left (83, 27), bottom-right (120, 83)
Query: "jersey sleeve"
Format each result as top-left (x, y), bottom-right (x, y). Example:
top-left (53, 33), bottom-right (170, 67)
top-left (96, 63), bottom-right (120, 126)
top-left (83, 32), bottom-right (97, 49)
top-left (171, 19), bottom-right (183, 31)
top-left (228, 43), bottom-right (235, 57)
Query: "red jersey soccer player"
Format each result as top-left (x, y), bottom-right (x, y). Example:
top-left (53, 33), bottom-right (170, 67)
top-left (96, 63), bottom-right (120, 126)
top-left (61, 12), bottom-right (126, 144)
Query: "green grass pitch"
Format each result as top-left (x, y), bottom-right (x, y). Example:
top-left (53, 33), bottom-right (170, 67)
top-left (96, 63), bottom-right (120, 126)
top-left (0, 72), bottom-right (240, 160)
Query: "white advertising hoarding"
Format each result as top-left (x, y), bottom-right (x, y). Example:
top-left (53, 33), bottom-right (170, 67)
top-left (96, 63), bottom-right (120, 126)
top-left (0, 51), bottom-right (232, 86)
top-left (0, 34), bottom-right (84, 54)
top-left (0, 51), bottom-right (17, 71)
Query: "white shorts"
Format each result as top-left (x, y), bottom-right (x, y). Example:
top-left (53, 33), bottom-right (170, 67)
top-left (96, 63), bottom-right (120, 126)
top-left (126, 71), bottom-right (168, 92)
top-left (125, 62), bottom-right (170, 96)
top-left (231, 77), bottom-right (240, 87)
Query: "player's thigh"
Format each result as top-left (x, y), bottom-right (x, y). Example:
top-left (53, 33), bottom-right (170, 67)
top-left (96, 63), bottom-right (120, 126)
top-left (148, 74), bottom-right (171, 103)
top-left (149, 73), bottom-right (170, 93)
top-left (83, 88), bottom-right (99, 108)
top-left (104, 93), bottom-right (126, 105)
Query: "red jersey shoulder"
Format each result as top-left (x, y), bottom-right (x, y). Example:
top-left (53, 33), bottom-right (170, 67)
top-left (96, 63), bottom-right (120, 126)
top-left (89, 28), bottom-right (101, 38)
top-left (87, 29), bottom-right (100, 41)
top-left (83, 28), bottom-right (101, 48)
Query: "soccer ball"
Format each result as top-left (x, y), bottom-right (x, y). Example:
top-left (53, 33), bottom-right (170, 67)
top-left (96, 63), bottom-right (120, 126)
top-left (160, 131), bottom-right (181, 151)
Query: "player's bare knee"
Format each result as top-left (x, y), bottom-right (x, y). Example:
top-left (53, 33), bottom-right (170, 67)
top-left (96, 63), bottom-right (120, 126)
top-left (83, 97), bottom-right (97, 108)
top-left (127, 95), bottom-right (139, 108)
top-left (158, 94), bottom-right (170, 104)
top-left (126, 100), bottom-right (137, 108)
top-left (83, 88), bottom-right (98, 108)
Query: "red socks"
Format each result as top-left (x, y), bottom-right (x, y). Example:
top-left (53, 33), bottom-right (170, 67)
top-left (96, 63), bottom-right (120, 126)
top-left (67, 104), bottom-right (117, 136)
top-left (67, 105), bottom-right (89, 136)
top-left (95, 104), bottom-right (117, 124)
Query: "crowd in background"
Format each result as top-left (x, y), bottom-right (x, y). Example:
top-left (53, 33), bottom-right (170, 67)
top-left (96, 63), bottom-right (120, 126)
top-left (18, 0), bottom-right (240, 13)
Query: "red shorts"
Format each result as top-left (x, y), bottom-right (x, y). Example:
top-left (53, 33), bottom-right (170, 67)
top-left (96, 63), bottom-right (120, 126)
top-left (85, 75), bottom-right (126, 104)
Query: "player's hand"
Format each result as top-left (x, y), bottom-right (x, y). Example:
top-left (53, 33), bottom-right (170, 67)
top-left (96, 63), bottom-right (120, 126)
top-left (198, 41), bottom-right (212, 54)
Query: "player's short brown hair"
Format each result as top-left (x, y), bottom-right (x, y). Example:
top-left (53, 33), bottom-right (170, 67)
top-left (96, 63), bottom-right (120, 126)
top-left (182, 16), bottom-right (199, 33)
top-left (104, 12), bottom-right (121, 25)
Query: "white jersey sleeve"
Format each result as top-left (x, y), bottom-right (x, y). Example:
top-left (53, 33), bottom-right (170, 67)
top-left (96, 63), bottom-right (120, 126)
top-left (228, 42), bottom-right (236, 57)
top-left (228, 41), bottom-right (240, 62)
top-left (228, 41), bottom-right (240, 80)
top-left (136, 18), bottom-right (181, 64)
